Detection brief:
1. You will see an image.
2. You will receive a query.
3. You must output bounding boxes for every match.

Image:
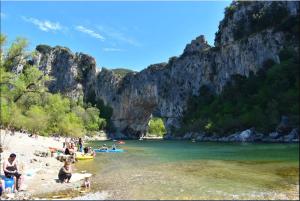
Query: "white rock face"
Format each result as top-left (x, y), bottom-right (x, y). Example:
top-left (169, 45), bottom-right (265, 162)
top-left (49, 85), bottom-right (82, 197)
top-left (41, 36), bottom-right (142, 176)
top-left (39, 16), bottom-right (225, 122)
top-left (33, 1), bottom-right (299, 138)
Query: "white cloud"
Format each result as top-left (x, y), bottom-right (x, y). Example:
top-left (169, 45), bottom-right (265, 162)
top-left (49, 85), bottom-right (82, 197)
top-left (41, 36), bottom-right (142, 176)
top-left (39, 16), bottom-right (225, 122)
top-left (102, 48), bottom-right (123, 52)
top-left (97, 25), bottom-right (140, 47)
top-left (22, 16), bottom-right (62, 32)
top-left (75, 25), bottom-right (105, 41)
top-left (1, 12), bottom-right (6, 19)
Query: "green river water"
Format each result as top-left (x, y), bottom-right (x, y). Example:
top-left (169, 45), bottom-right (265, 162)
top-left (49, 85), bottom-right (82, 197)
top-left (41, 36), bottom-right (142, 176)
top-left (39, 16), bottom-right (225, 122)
top-left (70, 141), bottom-right (298, 199)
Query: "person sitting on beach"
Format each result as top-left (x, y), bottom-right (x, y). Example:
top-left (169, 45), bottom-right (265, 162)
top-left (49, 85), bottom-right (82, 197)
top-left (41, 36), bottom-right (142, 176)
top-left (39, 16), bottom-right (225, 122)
top-left (58, 161), bottom-right (72, 183)
top-left (89, 147), bottom-right (96, 156)
top-left (64, 143), bottom-right (71, 155)
top-left (82, 177), bottom-right (91, 189)
top-left (69, 142), bottom-right (77, 153)
top-left (3, 153), bottom-right (23, 191)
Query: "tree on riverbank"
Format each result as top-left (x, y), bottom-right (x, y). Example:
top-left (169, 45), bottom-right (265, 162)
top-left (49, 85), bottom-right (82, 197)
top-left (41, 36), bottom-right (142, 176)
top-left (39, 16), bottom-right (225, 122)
top-left (0, 34), bottom-right (106, 137)
top-left (148, 117), bottom-right (166, 137)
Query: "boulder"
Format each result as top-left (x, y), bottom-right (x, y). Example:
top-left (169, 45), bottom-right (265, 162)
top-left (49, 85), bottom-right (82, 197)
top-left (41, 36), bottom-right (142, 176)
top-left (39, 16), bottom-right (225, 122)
top-left (195, 132), bottom-right (206, 141)
top-left (236, 129), bottom-right (255, 142)
top-left (227, 133), bottom-right (239, 141)
top-left (269, 132), bottom-right (279, 139)
top-left (183, 132), bottom-right (193, 140)
top-left (284, 128), bottom-right (299, 142)
top-left (253, 132), bottom-right (264, 141)
top-left (219, 136), bottom-right (230, 142)
top-left (163, 134), bottom-right (175, 140)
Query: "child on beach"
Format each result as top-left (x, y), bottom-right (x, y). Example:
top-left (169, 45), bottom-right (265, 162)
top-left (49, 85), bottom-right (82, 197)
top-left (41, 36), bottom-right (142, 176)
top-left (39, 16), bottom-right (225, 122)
top-left (82, 177), bottom-right (90, 189)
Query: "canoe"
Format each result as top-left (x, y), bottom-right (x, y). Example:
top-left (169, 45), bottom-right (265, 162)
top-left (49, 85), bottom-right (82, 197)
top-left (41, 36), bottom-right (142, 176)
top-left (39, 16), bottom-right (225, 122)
top-left (94, 149), bottom-right (124, 153)
top-left (75, 153), bottom-right (94, 160)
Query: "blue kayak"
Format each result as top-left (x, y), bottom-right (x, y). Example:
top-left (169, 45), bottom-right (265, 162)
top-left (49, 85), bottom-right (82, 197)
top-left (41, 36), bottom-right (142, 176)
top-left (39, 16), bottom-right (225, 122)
top-left (94, 149), bottom-right (124, 153)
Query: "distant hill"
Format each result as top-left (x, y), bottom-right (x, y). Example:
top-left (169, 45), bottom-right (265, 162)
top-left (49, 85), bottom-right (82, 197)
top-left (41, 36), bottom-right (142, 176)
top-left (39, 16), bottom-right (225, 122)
top-left (111, 68), bottom-right (135, 77)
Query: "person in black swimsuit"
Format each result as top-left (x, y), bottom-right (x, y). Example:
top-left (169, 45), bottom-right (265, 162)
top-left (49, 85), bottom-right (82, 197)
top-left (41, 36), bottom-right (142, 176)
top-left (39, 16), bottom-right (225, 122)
top-left (65, 143), bottom-right (71, 155)
top-left (58, 161), bottom-right (72, 183)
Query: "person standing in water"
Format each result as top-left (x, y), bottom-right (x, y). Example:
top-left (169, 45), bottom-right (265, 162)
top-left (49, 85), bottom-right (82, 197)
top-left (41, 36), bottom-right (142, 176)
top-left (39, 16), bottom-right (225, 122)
top-left (78, 138), bottom-right (83, 152)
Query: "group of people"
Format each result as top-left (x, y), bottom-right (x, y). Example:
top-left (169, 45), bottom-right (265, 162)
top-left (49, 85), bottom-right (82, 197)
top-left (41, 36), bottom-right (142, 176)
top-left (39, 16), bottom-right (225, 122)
top-left (57, 137), bottom-right (93, 188)
top-left (57, 161), bottom-right (90, 189)
top-left (63, 137), bottom-right (94, 156)
top-left (99, 143), bottom-right (117, 150)
top-left (0, 135), bottom-right (97, 197)
top-left (1, 153), bottom-right (23, 195)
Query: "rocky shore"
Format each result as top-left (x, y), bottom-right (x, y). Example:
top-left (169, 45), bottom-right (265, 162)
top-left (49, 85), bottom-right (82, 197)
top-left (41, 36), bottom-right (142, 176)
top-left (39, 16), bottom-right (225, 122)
top-left (164, 128), bottom-right (299, 143)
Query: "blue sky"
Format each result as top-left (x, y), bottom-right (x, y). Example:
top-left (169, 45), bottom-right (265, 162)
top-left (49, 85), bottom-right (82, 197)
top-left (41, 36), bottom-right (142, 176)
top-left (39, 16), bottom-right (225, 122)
top-left (1, 1), bottom-right (230, 71)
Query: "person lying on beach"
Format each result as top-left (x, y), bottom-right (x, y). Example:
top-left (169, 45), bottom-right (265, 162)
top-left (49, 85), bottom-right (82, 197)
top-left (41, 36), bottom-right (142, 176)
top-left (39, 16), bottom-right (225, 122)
top-left (3, 153), bottom-right (23, 191)
top-left (58, 161), bottom-right (72, 183)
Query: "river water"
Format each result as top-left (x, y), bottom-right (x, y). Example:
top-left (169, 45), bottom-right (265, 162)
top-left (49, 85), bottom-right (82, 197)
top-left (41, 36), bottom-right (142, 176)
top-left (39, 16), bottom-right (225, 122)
top-left (72, 140), bottom-right (299, 199)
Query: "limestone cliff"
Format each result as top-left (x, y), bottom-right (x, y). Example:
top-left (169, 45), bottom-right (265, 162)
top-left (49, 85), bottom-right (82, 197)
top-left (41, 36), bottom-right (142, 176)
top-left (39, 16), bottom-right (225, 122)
top-left (33, 1), bottom-right (299, 138)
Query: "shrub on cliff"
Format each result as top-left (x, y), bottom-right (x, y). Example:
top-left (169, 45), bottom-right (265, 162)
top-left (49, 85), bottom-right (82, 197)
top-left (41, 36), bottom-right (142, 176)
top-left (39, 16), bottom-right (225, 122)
top-left (179, 50), bottom-right (299, 135)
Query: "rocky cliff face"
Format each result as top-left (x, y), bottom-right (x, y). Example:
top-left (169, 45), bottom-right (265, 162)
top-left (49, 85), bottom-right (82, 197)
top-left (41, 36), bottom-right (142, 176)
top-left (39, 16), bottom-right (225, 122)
top-left (33, 1), bottom-right (299, 138)
top-left (33, 45), bottom-right (97, 100)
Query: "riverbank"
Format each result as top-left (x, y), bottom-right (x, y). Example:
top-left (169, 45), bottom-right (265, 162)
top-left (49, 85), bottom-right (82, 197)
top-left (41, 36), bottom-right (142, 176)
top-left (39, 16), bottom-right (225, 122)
top-left (165, 128), bottom-right (299, 143)
top-left (0, 130), bottom-right (99, 200)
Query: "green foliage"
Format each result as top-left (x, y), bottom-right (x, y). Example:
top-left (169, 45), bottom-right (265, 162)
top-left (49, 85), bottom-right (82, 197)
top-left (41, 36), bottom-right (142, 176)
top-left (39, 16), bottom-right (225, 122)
top-left (179, 54), bottom-right (300, 136)
top-left (0, 35), bottom-right (107, 137)
top-left (216, 2), bottom-right (293, 43)
top-left (96, 99), bottom-right (114, 132)
top-left (58, 112), bottom-right (85, 137)
top-left (3, 37), bottom-right (28, 71)
top-left (24, 105), bottom-right (49, 135)
top-left (224, 5), bottom-right (237, 19)
top-left (112, 68), bottom-right (134, 77)
top-left (36, 44), bottom-right (52, 54)
top-left (148, 117), bottom-right (166, 137)
top-left (232, 2), bottom-right (290, 41)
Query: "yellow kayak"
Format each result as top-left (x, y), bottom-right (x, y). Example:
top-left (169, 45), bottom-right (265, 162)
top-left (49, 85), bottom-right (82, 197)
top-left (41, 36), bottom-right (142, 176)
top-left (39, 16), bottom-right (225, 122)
top-left (75, 152), bottom-right (94, 160)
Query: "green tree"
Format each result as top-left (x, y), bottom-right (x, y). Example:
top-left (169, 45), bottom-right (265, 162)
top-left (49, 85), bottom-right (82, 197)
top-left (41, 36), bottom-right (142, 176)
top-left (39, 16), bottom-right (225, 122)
top-left (58, 113), bottom-right (85, 137)
top-left (148, 117), bottom-right (166, 137)
top-left (3, 37), bottom-right (28, 71)
top-left (24, 105), bottom-right (49, 135)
